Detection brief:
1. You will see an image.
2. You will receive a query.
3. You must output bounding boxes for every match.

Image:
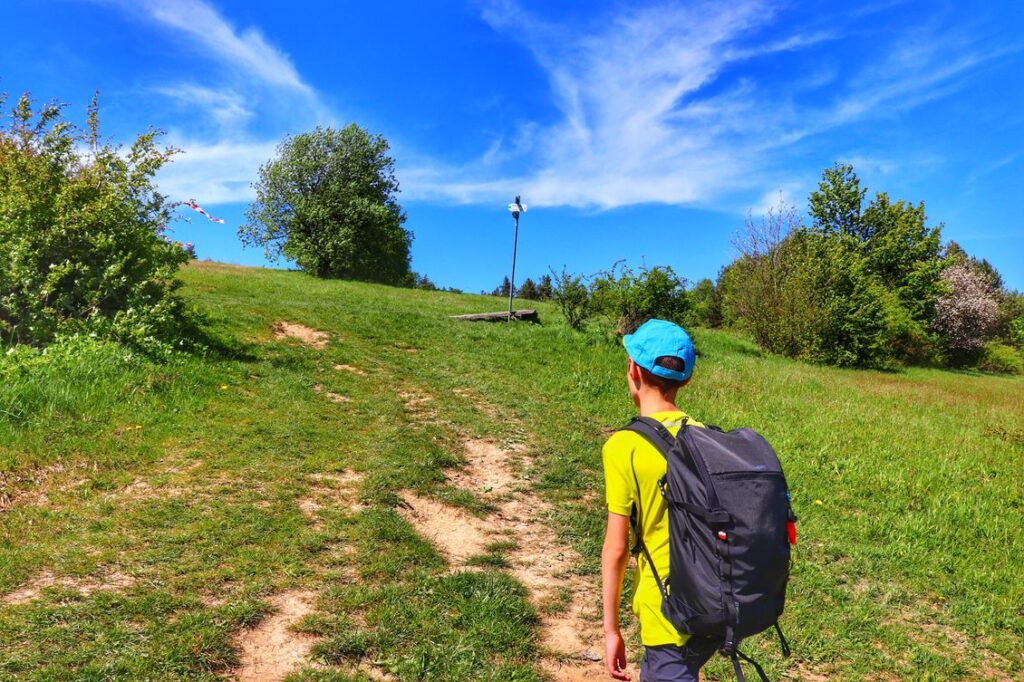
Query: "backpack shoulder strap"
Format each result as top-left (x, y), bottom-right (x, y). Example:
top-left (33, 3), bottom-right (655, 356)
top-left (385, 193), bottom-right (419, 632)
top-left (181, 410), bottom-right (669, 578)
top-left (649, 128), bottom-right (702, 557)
top-left (616, 416), bottom-right (680, 604)
top-left (617, 415), bottom-right (681, 456)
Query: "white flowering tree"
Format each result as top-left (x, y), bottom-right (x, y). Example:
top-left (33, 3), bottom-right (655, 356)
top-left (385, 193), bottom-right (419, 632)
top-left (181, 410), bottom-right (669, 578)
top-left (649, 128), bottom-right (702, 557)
top-left (932, 263), bottom-right (999, 354)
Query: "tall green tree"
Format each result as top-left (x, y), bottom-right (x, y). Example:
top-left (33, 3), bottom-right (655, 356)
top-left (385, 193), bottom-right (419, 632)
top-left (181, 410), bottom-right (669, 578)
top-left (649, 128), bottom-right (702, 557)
top-left (860, 193), bottom-right (943, 324)
top-left (537, 274), bottom-right (554, 300)
top-left (808, 163), bottom-right (867, 240)
top-left (517, 277), bottom-right (539, 300)
top-left (241, 124), bottom-right (412, 284)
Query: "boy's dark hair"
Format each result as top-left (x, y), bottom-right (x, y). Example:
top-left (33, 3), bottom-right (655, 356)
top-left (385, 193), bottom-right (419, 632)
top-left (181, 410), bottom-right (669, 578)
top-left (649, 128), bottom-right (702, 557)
top-left (639, 355), bottom-right (686, 393)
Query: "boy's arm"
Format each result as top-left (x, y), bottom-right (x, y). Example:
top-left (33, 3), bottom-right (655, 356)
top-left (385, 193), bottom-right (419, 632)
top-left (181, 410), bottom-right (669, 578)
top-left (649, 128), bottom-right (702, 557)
top-left (602, 511), bottom-right (632, 681)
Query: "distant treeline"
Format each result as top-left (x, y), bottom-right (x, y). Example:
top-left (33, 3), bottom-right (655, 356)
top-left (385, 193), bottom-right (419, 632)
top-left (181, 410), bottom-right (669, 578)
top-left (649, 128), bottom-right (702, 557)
top-left (500, 164), bottom-right (1022, 374)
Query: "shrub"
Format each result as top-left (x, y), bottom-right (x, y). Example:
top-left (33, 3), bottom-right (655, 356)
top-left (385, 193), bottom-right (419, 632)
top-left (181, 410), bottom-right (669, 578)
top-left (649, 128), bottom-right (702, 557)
top-left (590, 262), bottom-right (690, 335)
top-left (976, 343), bottom-right (1023, 375)
top-left (0, 93), bottom-right (192, 353)
top-left (996, 291), bottom-right (1024, 350)
top-left (725, 228), bottom-right (897, 368)
top-left (1009, 317), bottom-right (1024, 352)
top-left (550, 268), bottom-right (592, 331)
top-left (688, 278), bottom-right (722, 328)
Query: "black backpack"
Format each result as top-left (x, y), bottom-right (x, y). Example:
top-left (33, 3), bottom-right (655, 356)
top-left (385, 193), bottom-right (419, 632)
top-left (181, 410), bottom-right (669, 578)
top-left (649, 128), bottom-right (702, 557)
top-left (620, 416), bottom-right (797, 682)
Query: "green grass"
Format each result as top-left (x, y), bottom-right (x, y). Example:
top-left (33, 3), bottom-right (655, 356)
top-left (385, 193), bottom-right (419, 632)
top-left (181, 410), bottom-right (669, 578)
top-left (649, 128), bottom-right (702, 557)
top-left (1, 261), bottom-right (1021, 680)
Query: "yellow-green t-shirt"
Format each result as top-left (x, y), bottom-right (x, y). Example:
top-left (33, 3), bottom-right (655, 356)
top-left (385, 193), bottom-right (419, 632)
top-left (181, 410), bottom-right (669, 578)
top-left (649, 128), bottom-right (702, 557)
top-left (602, 410), bottom-right (704, 647)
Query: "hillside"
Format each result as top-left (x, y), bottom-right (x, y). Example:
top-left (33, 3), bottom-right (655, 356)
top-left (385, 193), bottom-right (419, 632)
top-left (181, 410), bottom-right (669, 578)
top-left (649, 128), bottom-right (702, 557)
top-left (1, 261), bottom-right (1021, 681)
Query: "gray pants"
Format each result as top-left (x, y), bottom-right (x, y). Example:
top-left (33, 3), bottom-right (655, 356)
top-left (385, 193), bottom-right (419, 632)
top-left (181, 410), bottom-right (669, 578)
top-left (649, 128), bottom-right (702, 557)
top-left (641, 638), bottom-right (718, 682)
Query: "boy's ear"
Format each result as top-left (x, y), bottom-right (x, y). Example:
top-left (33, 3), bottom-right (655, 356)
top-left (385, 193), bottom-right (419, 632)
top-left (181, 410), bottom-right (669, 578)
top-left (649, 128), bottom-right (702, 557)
top-left (627, 358), bottom-right (642, 382)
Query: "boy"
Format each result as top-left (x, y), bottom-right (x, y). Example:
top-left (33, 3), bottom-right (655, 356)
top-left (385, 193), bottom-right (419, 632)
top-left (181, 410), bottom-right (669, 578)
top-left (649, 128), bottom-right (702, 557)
top-left (602, 319), bottom-right (716, 681)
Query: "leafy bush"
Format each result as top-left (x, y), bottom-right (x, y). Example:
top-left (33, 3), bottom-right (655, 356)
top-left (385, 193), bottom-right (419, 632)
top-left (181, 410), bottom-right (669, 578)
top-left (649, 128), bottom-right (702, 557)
top-left (590, 262), bottom-right (690, 334)
top-left (976, 343), bottom-right (1023, 375)
top-left (725, 228), bottom-right (898, 368)
top-left (1009, 317), bottom-right (1024, 352)
top-left (0, 93), bottom-right (192, 353)
top-left (550, 268), bottom-right (592, 331)
top-left (996, 291), bottom-right (1024, 350)
top-left (688, 278), bottom-right (722, 328)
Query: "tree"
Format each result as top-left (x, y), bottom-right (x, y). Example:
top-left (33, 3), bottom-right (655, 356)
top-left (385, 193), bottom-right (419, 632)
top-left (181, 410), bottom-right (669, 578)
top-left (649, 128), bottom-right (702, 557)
top-left (932, 262), bottom-right (999, 360)
top-left (945, 240), bottom-right (1005, 292)
top-left (537, 274), bottom-right (554, 300)
top-left (490, 276), bottom-right (511, 297)
top-left (410, 272), bottom-right (437, 291)
top-left (0, 93), bottom-right (191, 351)
top-left (241, 124), bottom-right (412, 284)
top-left (724, 203), bottom-right (802, 349)
top-left (808, 163), bottom-right (866, 240)
top-left (860, 192), bottom-right (943, 325)
top-left (518, 277), bottom-right (539, 300)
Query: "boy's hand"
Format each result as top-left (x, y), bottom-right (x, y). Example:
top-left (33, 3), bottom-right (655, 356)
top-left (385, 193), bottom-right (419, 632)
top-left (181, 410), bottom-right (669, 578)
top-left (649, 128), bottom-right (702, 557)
top-left (605, 630), bottom-right (631, 680)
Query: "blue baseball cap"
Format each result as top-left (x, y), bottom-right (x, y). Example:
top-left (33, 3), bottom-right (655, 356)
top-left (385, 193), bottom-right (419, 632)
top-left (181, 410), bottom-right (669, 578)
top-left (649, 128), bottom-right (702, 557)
top-left (623, 319), bottom-right (696, 382)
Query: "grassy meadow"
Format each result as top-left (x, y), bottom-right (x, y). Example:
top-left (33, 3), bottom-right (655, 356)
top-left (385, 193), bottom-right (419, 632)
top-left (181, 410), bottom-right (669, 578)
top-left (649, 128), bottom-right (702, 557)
top-left (0, 261), bottom-right (1021, 681)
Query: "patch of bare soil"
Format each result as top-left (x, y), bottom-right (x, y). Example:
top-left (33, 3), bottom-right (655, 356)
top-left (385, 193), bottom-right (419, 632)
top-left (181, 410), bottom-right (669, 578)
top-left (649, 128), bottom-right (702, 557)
top-left (272, 321), bottom-right (329, 349)
top-left (783, 662), bottom-right (835, 681)
top-left (397, 493), bottom-right (491, 563)
top-left (334, 364), bottom-right (366, 376)
top-left (0, 461), bottom-right (95, 511)
top-left (399, 389), bottom-right (434, 417)
top-left (887, 600), bottom-right (1014, 681)
top-left (301, 471), bottom-right (366, 524)
top-left (235, 590), bottom-right (319, 682)
top-left (452, 387), bottom-right (500, 419)
top-left (313, 384), bottom-right (351, 403)
top-left (541, 659), bottom-right (619, 682)
top-left (399, 437), bottom-right (605, 677)
top-left (447, 439), bottom-right (524, 496)
top-left (2, 568), bottom-right (135, 605)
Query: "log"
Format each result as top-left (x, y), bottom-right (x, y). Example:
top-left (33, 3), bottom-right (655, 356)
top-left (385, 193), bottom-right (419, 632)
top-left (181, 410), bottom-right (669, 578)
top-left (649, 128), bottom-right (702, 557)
top-left (451, 309), bottom-right (539, 323)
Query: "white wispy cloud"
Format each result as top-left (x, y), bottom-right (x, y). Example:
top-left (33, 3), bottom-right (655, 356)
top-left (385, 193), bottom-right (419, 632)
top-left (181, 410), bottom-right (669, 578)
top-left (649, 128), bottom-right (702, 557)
top-left (403, 1), bottom-right (1007, 211)
top-left (134, 0), bottom-right (312, 96)
top-left (157, 137), bottom-right (278, 205)
top-left (98, 0), bottom-right (327, 204)
top-left (152, 83), bottom-right (253, 129)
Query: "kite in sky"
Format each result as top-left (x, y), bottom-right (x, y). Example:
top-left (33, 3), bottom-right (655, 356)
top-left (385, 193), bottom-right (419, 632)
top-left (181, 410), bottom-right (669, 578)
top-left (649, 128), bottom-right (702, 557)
top-left (185, 199), bottom-right (226, 223)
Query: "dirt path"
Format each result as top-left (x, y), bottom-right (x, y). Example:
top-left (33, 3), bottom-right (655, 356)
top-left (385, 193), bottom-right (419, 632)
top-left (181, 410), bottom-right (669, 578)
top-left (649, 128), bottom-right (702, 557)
top-left (2, 568), bottom-right (134, 606)
top-left (234, 590), bottom-right (318, 682)
top-left (399, 437), bottom-right (606, 680)
top-left (229, 470), bottom-right (365, 681)
top-left (272, 321), bottom-right (330, 349)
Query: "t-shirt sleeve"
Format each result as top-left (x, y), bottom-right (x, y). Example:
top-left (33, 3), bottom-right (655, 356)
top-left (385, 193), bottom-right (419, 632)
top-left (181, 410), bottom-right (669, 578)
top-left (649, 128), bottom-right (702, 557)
top-left (602, 433), bottom-right (634, 517)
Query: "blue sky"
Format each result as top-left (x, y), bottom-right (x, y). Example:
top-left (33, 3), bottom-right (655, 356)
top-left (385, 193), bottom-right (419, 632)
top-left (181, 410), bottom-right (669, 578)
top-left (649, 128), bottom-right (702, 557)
top-left (3, 0), bottom-right (1023, 291)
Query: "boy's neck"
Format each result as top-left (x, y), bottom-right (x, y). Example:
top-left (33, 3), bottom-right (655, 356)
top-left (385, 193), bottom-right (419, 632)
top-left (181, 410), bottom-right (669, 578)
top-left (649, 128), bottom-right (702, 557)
top-left (637, 390), bottom-right (680, 417)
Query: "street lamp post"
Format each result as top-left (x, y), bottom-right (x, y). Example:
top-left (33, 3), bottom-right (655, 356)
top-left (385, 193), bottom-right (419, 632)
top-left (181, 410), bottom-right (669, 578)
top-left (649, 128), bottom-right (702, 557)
top-left (506, 195), bottom-right (527, 320)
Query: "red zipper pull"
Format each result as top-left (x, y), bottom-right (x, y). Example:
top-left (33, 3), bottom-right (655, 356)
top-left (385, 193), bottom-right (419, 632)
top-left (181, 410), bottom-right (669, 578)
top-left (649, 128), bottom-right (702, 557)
top-left (786, 520), bottom-right (797, 545)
